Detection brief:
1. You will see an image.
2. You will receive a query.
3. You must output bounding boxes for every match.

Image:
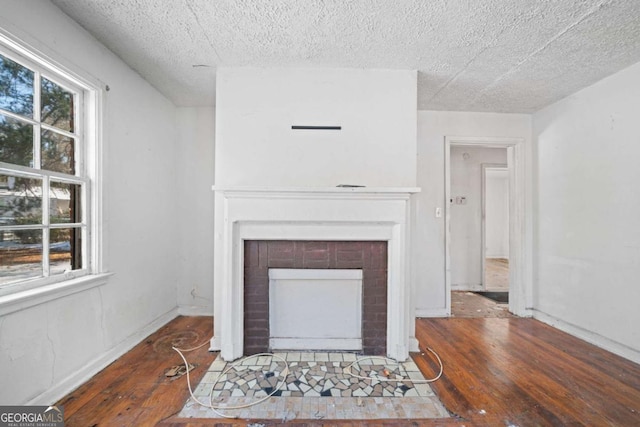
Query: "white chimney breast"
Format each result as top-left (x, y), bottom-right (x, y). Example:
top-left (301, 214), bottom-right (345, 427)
top-left (215, 67), bottom-right (418, 188)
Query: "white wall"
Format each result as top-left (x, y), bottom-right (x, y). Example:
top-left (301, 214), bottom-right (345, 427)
top-left (414, 111), bottom-right (531, 315)
top-left (215, 67), bottom-right (417, 187)
top-left (449, 147), bottom-right (507, 289)
top-left (0, 1), bottom-right (179, 404)
top-left (533, 61), bottom-right (640, 361)
top-left (485, 169), bottom-right (509, 258)
top-left (176, 107), bottom-right (215, 315)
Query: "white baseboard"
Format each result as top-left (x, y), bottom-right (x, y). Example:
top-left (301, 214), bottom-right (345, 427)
top-left (533, 309), bottom-right (640, 365)
top-left (26, 307), bottom-right (179, 405)
top-left (415, 308), bottom-right (449, 318)
top-left (409, 336), bottom-right (420, 353)
top-left (178, 304), bottom-right (213, 316)
top-left (209, 335), bottom-right (221, 352)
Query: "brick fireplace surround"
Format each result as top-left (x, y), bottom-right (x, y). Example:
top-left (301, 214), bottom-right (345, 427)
top-left (244, 240), bottom-right (388, 356)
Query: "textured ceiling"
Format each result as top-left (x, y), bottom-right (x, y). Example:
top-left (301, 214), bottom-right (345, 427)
top-left (51, 0), bottom-right (640, 112)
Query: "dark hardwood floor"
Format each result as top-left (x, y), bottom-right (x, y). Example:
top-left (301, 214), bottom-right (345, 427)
top-left (416, 317), bottom-right (640, 426)
top-left (57, 316), bottom-right (640, 426)
top-left (57, 316), bottom-right (216, 427)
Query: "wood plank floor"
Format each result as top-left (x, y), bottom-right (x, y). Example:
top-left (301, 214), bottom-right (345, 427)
top-left (56, 316), bottom-right (216, 427)
top-left (57, 316), bottom-right (640, 426)
top-left (416, 317), bottom-right (640, 426)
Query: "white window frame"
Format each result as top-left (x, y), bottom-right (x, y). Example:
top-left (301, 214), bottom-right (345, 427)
top-left (0, 29), bottom-right (108, 315)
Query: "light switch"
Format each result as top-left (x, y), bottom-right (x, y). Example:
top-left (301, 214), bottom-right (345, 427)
top-left (435, 207), bottom-right (442, 218)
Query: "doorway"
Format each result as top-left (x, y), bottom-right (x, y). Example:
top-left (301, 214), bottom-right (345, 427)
top-left (444, 136), bottom-right (530, 317)
top-left (482, 165), bottom-right (509, 293)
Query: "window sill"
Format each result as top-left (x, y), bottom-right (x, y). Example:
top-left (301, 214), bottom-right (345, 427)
top-left (0, 273), bottom-right (112, 317)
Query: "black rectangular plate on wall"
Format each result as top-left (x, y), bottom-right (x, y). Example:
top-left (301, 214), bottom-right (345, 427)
top-left (291, 125), bottom-right (341, 130)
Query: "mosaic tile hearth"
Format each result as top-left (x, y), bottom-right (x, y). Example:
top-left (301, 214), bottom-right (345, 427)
top-left (178, 352), bottom-right (450, 420)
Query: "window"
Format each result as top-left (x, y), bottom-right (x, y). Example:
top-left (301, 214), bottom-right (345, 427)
top-left (0, 37), bottom-right (99, 295)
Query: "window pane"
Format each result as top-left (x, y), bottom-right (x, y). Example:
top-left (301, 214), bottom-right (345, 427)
top-left (50, 227), bottom-right (81, 275)
top-left (0, 113), bottom-right (34, 167)
top-left (41, 77), bottom-right (74, 132)
top-left (0, 54), bottom-right (34, 118)
top-left (0, 174), bottom-right (42, 226)
top-left (50, 181), bottom-right (81, 224)
top-left (0, 230), bottom-right (43, 285)
top-left (41, 129), bottom-right (74, 174)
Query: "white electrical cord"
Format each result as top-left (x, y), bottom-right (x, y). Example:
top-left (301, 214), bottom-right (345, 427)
top-left (207, 353), bottom-right (289, 412)
top-left (343, 346), bottom-right (444, 383)
top-left (172, 346), bottom-right (289, 419)
top-left (175, 340), bottom-right (209, 353)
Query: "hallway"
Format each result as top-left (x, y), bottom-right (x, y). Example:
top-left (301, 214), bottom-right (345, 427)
top-left (451, 291), bottom-right (513, 318)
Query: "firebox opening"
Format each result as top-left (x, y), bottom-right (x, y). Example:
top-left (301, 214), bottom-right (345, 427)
top-left (269, 268), bottom-right (363, 351)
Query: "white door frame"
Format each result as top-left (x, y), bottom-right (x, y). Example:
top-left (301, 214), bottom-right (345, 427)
top-left (445, 136), bottom-right (531, 316)
top-left (481, 164), bottom-right (508, 291)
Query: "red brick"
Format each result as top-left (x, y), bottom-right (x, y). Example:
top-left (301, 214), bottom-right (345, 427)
top-left (244, 319), bottom-right (267, 329)
top-left (336, 249), bottom-right (364, 262)
top-left (267, 241), bottom-right (295, 260)
top-left (303, 260), bottom-right (331, 269)
top-left (368, 285), bottom-right (387, 297)
top-left (294, 241), bottom-right (305, 266)
top-left (244, 275), bottom-right (268, 289)
top-left (267, 259), bottom-right (295, 268)
top-left (335, 260), bottom-right (364, 269)
top-left (327, 242), bottom-right (338, 268)
top-left (243, 240), bottom-right (388, 356)
top-left (303, 242), bottom-right (329, 251)
top-left (303, 249), bottom-right (330, 262)
top-left (244, 302), bottom-right (268, 313)
top-left (370, 246), bottom-right (387, 268)
top-left (258, 242), bottom-right (269, 268)
top-left (363, 269), bottom-right (386, 280)
top-left (363, 296), bottom-right (376, 305)
top-left (244, 241), bottom-right (259, 267)
top-left (337, 242), bottom-right (365, 251)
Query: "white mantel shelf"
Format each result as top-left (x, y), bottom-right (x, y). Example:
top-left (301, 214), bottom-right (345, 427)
top-left (211, 184), bottom-right (421, 362)
top-left (211, 186), bottom-right (421, 194)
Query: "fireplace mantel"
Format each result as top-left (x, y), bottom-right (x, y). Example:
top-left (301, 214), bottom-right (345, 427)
top-left (211, 185), bottom-right (421, 194)
top-left (211, 186), bottom-right (421, 361)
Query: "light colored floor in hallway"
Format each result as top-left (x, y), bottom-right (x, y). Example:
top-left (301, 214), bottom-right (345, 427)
top-left (451, 291), bottom-right (513, 318)
top-left (484, 257), bottom-right (509, 291)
